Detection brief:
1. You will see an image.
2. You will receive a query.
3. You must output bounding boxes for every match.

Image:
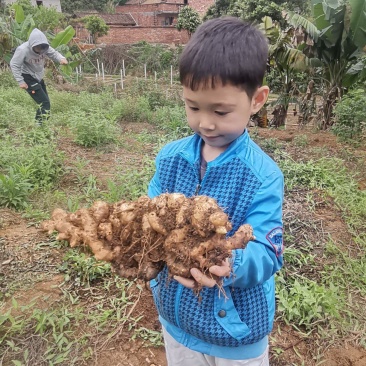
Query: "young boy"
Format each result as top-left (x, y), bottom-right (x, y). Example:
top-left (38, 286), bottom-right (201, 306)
top-left (148, 17), bottom-right (284, 366)
top-left (10, 28), bottom-right (68, 125)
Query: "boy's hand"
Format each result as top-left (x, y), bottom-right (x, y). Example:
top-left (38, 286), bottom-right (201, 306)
top-left (60, 58), bottom-right (68, 65)
top-left (174, 259), bottom-right (231, 289)
top-left (20, 83), bottom-right (28, 89)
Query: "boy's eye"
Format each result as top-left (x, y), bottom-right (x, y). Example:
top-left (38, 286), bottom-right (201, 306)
top-left (215, 111), bottom-right (228, 116)
top-left (189, 106), bottom-right (199, 111)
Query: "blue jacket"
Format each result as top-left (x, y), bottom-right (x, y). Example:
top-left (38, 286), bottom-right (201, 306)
top-left (148, 131), bottom-right (284, 360)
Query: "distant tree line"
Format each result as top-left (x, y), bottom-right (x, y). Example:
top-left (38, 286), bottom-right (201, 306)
top-left (60, 0), bottom-right (127, 14)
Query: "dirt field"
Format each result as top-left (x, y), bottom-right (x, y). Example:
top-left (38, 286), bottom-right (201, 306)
top-left (1, 123), bottom-right (366, 366)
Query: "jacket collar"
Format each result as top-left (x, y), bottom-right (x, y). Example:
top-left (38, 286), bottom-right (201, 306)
top-left (181, 130), bottom-right (250, 166)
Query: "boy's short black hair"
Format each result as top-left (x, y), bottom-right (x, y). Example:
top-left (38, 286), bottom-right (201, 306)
top-left (179, 17), bottom-right (268, 98)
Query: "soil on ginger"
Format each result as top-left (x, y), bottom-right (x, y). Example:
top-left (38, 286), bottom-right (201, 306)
top-left (1, 123), bottom-right (366, 366)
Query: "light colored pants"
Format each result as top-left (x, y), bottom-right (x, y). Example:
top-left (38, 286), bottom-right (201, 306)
top-left (163, 327), bottom-right (270, 366)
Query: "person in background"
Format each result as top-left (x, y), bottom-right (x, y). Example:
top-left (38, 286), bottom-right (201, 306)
top-left (148, 17), bottom-right (284, 366)
top-left (10, 28), bottom-right (68, 125)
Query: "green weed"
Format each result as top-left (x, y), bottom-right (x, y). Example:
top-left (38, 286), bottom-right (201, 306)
top-left (60, 250), bottom-right (112, 287)
top-left (276, 275), bottom-right (342, 329)
top-left (69, 111), bottom-right (119, 147)
top-left (0, 168), bottom-right (32, 209)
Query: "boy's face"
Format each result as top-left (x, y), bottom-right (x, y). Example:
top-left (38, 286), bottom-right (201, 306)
top-left (183, 82), bottom-right (268, 153)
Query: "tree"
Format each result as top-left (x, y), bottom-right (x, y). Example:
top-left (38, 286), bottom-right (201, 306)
top-left (204, 0), bottom-right (311, 23)
top-left (176, 6), bottom-right (201, 38)
top-left (285, 0), bottom-right (366, 129)
top-left (82, 15), bottom-right (109, 43)
top-left (60, 0), bottom-right (126, 13)
top-left (60, 0), bottom-right (107, 13)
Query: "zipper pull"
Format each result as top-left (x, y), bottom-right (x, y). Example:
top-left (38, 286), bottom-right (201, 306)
top-left (194, 184), bottom-right (201, 195)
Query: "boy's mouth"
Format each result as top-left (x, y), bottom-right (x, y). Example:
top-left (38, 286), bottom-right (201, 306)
top-left (202, 135), bottom-right (220, 140)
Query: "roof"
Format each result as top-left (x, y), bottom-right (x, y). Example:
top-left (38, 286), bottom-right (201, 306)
top-left (74, 12), bottom-right (136, 26)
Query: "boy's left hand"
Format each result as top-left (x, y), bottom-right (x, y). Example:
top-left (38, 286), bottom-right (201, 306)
top-left (174, 259), bottom-right (231, 289)
top-left (60, 59), bottom-right (68, 65)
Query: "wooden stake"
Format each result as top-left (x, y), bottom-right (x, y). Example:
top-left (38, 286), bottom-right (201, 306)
top-left (97, 59), bottom-right (101, 76)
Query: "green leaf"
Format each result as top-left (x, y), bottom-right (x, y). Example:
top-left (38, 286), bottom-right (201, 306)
top-left (349, 0), bottom-right (366, 49)
top-left (284, 12), bottom-right (319, 42)
top-left (51, 26), bottom-right (75, 48)
top-left (12, 5), bottom-right (25, 23)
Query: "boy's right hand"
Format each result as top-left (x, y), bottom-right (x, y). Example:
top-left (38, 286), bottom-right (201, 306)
top-left (20, 83), bottom-right (28, 89)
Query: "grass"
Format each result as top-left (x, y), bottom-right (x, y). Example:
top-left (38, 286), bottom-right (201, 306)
top-left (1, 69), bottom-right (366, 364)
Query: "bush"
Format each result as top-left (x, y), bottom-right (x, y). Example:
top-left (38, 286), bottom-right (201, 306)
top-left (152, 105), bottom-right (189, 136)
top-left (69, 111), bottom-right (119, 147)
top-left (332, 89), bottom-right (366, 142)
top-left (0, 71), bottom-right (18, 88)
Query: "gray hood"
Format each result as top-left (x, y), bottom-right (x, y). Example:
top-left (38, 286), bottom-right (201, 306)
top-left (28, 28), bottom-right (49, 48)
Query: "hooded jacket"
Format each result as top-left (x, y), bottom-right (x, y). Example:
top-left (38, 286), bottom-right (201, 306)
top-left (10, 28), bottom-right (65, 85)
top-left (148, 131), bottom-right (284, 360)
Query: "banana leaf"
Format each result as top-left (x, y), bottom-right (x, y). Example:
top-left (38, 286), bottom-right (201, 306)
top-left (12, 4), bottom-right (25, 24)
top-left (50, 25), bottom-right (75, 48)
top-left (349, 0), bottom-right (366, 49)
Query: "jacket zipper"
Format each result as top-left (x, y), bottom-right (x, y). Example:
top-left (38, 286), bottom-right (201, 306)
top-left (175, 285), bottom-right (183, 327)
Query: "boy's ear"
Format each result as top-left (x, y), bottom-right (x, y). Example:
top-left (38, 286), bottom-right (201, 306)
top-left (251, 86), bottom-right (269, 114)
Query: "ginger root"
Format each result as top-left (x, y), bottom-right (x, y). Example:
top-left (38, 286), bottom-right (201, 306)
top-left (41, 194), bottom-right (255, 281)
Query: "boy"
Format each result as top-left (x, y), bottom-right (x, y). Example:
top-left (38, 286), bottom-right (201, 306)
top-left (148, 17), bottom-right (284, 366)
top-left (10, 28), bottom-right (68, 125)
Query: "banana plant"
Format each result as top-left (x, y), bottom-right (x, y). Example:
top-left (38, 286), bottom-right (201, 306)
top-left (0, 5), bottom-right (80, 77)
top-left (0, 4), bottom-right (35, 63)
top-left (261, 16), bottom-right (321, 127)
top-left (284, 0), bottom-right (366, 129)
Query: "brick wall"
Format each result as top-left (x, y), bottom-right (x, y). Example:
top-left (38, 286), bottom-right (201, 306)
top-left (116, 3), bottom-right (182, 27)
top-left (188, 0), bottom-right (213, 16)
top-left (98, 26), bottom-right (189, 44)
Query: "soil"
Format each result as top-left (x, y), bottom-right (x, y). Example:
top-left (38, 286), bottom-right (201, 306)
top-left (1, 123), bottom-right (366, 366)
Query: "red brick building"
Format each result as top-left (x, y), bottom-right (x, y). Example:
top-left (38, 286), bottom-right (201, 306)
top-left (74, 0), bottom-right (214, 45)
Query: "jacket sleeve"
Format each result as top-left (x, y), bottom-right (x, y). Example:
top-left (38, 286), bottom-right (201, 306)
top-left (45, 46), bottom-right (65, 63)
top-left (223, 170), bottom-right (284, 288)
top-left (10, 47), bottom-right (26, 85)
top-left (147, 154), bottom-right (162, 198)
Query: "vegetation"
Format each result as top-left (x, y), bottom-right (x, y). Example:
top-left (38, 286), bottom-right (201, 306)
top-left (204, 0), bottom-right (311, 23)
top-left (2, 0), bottom-right (65, 31)
top-left (333, 88), bottom-right (366, 142)
top-left (0, 64), bottom-right (365, 364)
top-left (285, 0), bottom-right (366, 128)
top-left (0, 1), bottom-right (366, 364)
top-left (176, 6), bottom-right (201, 38)
top-left (0, 4), bottom-right (80, 76)
top-left (60, 0), bottom-right (127, 14)
top-left (81, 15), bottom-right (109, 44)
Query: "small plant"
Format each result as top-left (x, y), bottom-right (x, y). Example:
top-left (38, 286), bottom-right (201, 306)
top-left (276, 276), bottom-right (342, 329)
top-left (60, 250), bottom-right (112, 287)
top-left (332, 88), bottom-right (366, 142)
top-left (293, 134), bottom-right (309, 147)
top-left (132, 327), bottom-right (164, 346)
top-left (152, 105), bottom-right (190, 137)
top-left (69, 111), bottom-right (119, 147)
top-left (0, 168), bottom-right (32, 209)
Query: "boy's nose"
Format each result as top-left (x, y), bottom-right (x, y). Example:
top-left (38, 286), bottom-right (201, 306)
top-left (199, 115), bottom-right (215, 130)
